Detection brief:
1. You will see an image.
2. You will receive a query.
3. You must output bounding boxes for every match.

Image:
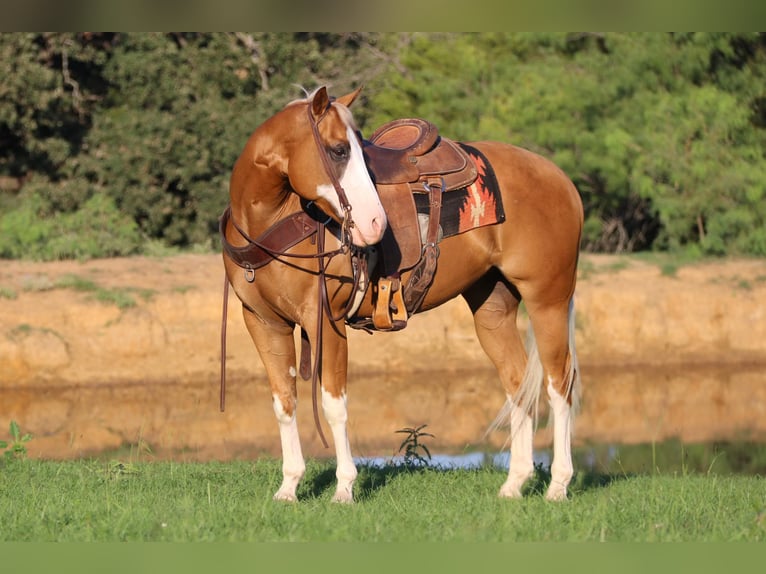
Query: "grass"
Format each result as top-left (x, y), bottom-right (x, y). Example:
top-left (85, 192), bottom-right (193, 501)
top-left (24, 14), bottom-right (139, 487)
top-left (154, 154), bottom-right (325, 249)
top-left (53, 274), bottom-right (156, 309)
top-left (11, 272), bottom-right (157, 309)
top-left (0, 458), bottom-right (763, 542)
top-left (577, 252), bottom-right (684, 280)
top-left (0, 285), bottom-right (17, 299)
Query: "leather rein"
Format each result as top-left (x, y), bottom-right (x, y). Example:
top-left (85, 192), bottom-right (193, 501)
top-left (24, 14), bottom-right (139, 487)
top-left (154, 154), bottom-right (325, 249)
top-left (219, 101), bottom-right (364, 449)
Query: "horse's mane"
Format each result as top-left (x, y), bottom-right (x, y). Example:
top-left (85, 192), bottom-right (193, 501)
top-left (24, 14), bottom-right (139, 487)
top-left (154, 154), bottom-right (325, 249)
top-left (285, 85), bottom-right (357, 128)
top-left (286, 85), bottom-right (322, 107)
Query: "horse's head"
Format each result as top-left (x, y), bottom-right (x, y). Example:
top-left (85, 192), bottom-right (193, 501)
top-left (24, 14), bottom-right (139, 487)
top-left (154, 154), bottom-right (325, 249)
top-left (286, 87), bottom-right (387, 247)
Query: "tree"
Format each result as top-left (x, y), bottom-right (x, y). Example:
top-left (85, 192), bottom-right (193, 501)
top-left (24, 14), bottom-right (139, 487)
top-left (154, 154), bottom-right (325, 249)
top-left (366, 32), bottom-right (766, 255)
top-left (2, 33), bottom-right (765, 259)
top-left (0, 32), bottom-right (388, 258)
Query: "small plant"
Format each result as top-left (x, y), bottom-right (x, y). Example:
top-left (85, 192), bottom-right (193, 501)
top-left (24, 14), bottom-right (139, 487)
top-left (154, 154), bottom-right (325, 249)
top-left (0, 285), bottom-right (17, 299)
top-left (1, 420), bottom-right (32, 461)
top-left (659, 261), bottom-right (679, 277)
top-left (395, 424), bottom-right (434, 468)
top-left (104, 460), bottom-right (141, 479)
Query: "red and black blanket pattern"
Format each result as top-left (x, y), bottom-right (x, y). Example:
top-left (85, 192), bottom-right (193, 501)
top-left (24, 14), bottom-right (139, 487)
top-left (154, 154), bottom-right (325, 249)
top-left (413, 143), bottom-right (505, 238)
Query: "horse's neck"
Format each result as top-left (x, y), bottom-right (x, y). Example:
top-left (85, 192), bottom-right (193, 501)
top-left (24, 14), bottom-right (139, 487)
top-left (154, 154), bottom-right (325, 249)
top-left (230, 149), bottom-right (299, 238)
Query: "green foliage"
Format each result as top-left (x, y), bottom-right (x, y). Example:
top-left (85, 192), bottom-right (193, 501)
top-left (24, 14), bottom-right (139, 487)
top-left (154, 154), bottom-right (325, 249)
top-left (0, 33), bottom-right (103, 179)
top-left (2, 32), bottom-right (766, 258)
top-left (0, 191), bottom-right (141, 260)
top-left (0, 32), bottom-right (388, 259)
top-left (1, 421), bottom-right (32, 461)
top-left (366, 32), bottom-right (766, 256)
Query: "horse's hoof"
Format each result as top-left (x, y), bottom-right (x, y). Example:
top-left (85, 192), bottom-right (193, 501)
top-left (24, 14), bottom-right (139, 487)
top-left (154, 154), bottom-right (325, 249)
top-left (331, 491), bottom-right (355, 504)
top-left (273, 491), bottom-right (298, 502)
top-left (498, 484), bottom-right (524, 499)
top-left (544, 485), bottom-right (569, 501)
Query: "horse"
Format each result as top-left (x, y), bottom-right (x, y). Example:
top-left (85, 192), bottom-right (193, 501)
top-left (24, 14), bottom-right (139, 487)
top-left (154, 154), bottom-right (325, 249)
top-left (220, 86), bottom-right (583, 503)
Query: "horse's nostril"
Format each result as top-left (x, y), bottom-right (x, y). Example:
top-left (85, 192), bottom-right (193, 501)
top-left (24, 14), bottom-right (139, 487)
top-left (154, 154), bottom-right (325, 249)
top-left (371, 215), bottom-right (387, 237)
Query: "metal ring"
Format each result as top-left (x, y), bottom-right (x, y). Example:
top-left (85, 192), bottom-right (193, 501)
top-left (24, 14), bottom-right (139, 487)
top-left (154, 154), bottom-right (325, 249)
top-left (244, 265), bottom-right (255, 283)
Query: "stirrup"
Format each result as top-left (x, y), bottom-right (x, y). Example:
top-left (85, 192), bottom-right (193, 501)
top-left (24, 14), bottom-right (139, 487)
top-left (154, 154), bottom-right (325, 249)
top-left (372, 276), bottom-right (408, 330)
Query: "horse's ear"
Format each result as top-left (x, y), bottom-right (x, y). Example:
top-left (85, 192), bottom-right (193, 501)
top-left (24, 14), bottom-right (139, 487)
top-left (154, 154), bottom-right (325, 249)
top-left (334, 86), bottom-right (363, 108)
top-left (311, 86), bottom-right (331, 119)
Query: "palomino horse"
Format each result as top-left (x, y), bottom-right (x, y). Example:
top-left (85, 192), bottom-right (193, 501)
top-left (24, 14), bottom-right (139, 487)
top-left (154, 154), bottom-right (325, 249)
top-left (220, 86), bottom-right (583, 503)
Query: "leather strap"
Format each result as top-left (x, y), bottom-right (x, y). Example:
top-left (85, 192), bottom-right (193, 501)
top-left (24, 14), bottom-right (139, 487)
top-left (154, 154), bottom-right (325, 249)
top-left (299, 328), bottom-right (311, 380)
top-left (220, 272), bottom-right (230, 412)
top-left (404, 177), bottom-right (443, 313)
top-left (307, 102), bottom-right (355, 244)
top-left (311, 222), bottom-right (330, 448)
top-left (220, 206), bottom-right (319, 272)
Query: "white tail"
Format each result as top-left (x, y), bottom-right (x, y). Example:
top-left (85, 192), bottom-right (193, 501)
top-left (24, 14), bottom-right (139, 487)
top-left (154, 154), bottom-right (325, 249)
top-left (487, 298), bottom-right (580, 441)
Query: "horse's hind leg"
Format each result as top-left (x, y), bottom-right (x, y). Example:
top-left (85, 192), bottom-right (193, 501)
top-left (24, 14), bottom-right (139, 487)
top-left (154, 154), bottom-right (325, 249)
top-left (463, 275), bottom-right (534, 498)
top-left (242, 309), bottom-right (305, 502)
top-left (522, 296), bottom-right (579, 501)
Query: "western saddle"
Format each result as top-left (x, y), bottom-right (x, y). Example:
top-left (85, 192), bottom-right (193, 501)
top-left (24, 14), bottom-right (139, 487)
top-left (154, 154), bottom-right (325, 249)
top-left (356, 118), bottom-right (478, 331)
top-left (220, 117), bottom-right (479, 334)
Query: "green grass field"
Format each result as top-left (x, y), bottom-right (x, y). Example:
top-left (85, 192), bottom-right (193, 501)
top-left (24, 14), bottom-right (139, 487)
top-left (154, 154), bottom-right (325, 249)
top-left (1, 458), bottom-right (764, 542)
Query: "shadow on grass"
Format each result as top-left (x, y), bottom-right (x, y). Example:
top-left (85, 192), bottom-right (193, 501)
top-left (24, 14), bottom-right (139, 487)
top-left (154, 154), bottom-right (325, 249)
top-left (299, 462), bottom-right (430, 501)
top-left (299, 460), bottom-right (631, 502)
top-left (354, 464), bottom-right (429, 501)
top-left (299, 465), bottom-right (340, 500)
top-left (523, 463), bottom-right (632, 497)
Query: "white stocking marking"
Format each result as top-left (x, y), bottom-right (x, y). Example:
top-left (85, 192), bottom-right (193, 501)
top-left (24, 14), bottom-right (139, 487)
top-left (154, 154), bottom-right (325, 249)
top-left (272, 395), bottom-right (305, 502)
top-left (321, 388), bottom-right (357, 503)
top-left (546, 379), bottom-right (573, 501)
top-left (499, 398), bottom-right (534, 499)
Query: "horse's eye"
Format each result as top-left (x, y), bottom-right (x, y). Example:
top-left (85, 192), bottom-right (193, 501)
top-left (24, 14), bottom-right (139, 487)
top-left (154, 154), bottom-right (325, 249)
top-left (328, 144), bottom-right (349, 162)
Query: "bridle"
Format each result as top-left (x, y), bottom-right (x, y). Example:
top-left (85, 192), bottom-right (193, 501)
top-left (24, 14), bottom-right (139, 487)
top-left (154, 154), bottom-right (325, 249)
top-left (220, 99), bottom-right (367, 448)
top-left (306, 100), bottom-right (357, 247)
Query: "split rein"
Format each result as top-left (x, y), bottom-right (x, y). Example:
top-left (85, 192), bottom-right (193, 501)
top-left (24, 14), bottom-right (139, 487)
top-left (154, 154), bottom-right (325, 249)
top-left (219, 101), bottom-right (362, 449)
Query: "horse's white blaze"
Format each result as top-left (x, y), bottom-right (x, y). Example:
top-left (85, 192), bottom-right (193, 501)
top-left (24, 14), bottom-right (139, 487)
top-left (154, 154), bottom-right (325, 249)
top-left (546, 378), bottom-right (573, 501)
top-left (272, 394), bottom-right (305, 502)
top-left (499, 398), bottom-right (534, 499)
top-left (316, 124), bottom-right (387, 247)
top-left (321, 388), bottom-right (357, 503)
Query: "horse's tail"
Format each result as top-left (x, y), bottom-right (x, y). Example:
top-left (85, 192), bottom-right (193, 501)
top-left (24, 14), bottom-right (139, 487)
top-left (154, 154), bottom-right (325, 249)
top-left (487, 298), bottom-right (580, 440)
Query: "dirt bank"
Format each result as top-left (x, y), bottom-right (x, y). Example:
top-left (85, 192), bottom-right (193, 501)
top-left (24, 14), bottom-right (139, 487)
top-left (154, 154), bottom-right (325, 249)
top-left (2, 253), bottom-right (765, 388)
top-left (2, 253), bottom-right (766, 460)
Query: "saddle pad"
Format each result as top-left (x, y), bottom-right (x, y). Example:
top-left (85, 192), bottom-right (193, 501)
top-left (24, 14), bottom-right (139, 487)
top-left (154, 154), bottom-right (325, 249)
top-left (413, 144), bottom-right (505, 238)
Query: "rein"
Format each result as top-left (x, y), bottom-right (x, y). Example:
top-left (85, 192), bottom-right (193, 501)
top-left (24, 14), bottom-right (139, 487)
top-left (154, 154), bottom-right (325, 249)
top-left (220, 99), bottom-right (362, 449)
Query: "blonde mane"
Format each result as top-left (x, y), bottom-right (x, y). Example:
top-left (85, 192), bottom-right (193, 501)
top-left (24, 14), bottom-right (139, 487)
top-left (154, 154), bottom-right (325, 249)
top-left (285, 85), bottom-right (358, 129)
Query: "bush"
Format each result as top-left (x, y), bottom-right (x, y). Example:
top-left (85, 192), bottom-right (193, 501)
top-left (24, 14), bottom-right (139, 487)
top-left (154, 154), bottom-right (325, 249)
top-left (0, 189), bottom-right (141, 260)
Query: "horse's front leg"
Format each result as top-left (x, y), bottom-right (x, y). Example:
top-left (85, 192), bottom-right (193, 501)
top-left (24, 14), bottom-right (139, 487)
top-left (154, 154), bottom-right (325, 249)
top-left (317, 321), bottom-right (357, 503)
top-left (243, 309), bottom-right (305, 502)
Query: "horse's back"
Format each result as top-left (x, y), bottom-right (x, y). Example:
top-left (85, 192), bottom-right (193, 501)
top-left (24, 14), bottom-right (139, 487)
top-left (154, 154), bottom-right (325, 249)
top-left (471, 141), bottom-right (582, 275)
top-left (471, 140), bottom-right (582, 224)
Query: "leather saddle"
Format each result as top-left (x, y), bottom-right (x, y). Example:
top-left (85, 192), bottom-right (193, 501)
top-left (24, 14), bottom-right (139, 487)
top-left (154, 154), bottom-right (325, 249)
top-left (355, 118), bottom-right (478, 331)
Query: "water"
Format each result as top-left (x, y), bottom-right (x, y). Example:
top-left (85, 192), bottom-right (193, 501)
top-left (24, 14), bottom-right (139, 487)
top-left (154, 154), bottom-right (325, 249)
top-left (355, 451), bottom-right (525, 470)
top-left (357, 441), bottom-right (766, 475)
top-left (2, 364), bottom-right (765, 474)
